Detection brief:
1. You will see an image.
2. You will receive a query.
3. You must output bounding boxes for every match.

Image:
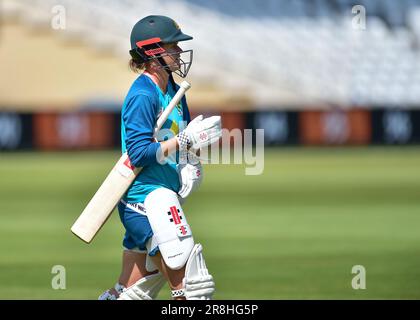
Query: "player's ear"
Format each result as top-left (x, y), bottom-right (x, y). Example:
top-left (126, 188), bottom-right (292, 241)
top-left (144, 60), bottom-right (153, 69)
top-left (147, 59), bottom-right (160, 70)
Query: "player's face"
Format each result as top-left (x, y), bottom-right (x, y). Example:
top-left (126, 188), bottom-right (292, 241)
top-left (156, 41), bottom-right (192, 78)
top-left (163, 42), bottom-right (182, 70)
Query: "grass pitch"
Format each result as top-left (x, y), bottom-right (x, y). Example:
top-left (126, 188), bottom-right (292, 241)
top-left (0, 147), bottom-right (419, 299)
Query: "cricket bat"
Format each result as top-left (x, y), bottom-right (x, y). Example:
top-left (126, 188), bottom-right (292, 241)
top-left (71, 81), bottom-right (191, 243)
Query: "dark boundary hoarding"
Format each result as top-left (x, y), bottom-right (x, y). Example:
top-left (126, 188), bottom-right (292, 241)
top-left (1, 109), bottom-right (420, 151)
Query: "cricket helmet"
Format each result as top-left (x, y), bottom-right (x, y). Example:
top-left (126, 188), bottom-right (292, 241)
top-left (129, 15), bottom-right (193, 78)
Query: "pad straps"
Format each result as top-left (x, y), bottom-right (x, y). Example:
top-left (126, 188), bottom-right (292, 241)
top-left (171, 288), bottom-right (185, 298)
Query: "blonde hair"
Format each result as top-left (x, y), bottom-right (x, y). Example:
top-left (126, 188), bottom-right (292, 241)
top-left (129, 58), bottom-right (146, 73)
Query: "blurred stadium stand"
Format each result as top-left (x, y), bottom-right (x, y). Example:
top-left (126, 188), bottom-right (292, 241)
top-left (2, 0), bottom-right (420, 109)
top-left (1, 0), bottom-right (420, 150)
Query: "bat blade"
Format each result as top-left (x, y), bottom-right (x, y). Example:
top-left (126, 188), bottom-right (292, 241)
top-left (71, 153), bottom-right (139, 243)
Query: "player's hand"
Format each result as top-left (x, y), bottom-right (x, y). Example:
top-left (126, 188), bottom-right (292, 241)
top-left (177, 115), bottom-right (222, 152)
top-left (178, 154), bottom-right (203, 200)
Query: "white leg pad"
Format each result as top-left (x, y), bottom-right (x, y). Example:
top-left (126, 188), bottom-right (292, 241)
top-left (183, 243), bottom-right (215, 300)
top-left (117, 273), bottom-right (166, 300)
top-left (144, 188), bottom-right (194, 270)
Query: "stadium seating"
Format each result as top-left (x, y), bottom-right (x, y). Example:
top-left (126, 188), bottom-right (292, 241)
top-left (3, 0), bottom-right (420, 107)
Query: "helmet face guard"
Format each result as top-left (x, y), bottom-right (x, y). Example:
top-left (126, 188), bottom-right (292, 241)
top-left (130, 37), bottom-right (193, 78)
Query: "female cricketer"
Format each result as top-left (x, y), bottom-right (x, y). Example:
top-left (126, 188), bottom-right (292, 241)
top-left (98, 15), bottom-right (221, 300)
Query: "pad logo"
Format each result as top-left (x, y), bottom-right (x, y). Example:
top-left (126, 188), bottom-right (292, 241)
top-left (179, 226), bottom-right (187, 235)
top-left (168, 206), bottom-right (183, 225)
top-left (176, 225), bottom-right (189, 237)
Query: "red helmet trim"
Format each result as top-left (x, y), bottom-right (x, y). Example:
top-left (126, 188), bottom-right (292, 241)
top-left (136, 37), bottom-right (162, 48)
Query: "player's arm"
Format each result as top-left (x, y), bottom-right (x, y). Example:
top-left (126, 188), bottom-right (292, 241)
top-left (123, 94), bottom-right (188, 163)
top-left (123, 94), bottom-right (164, 167)
top-left (159, 138), bottom-right (179, 157)
top-left (125, 93), bottom-right (221, 166)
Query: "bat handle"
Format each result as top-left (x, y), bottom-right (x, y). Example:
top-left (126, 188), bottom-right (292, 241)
top-left (154, 81), bottom-right (191, 135)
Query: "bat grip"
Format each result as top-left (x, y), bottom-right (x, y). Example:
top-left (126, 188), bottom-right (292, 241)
top-left (154, 80), bottom-right (191, 136)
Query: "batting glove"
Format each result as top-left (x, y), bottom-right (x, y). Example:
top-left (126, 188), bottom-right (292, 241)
top-left (177, 115), bottom-right (222, 152)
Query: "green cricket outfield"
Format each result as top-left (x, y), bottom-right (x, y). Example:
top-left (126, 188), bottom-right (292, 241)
top-left (0, 147), bottom-right (419, 299)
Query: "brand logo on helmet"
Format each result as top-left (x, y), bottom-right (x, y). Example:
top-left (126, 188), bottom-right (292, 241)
top-left (144, 47), bottom-right (166, 56)
top-left (173, 20), bottom-right (180, 30)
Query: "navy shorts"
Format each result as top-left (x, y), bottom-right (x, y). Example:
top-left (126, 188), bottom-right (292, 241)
top-left (117, 201), bottom-right (159, 256)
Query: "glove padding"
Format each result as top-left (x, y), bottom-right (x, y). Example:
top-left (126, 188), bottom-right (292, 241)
top-left (177, 115), bottom-right (222, 152)
top-left (178, 154), bottom-right (203, 201)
